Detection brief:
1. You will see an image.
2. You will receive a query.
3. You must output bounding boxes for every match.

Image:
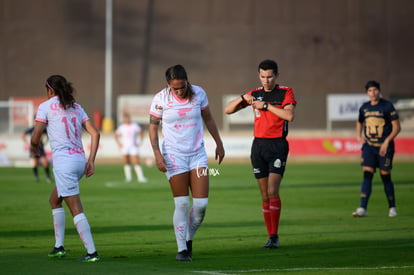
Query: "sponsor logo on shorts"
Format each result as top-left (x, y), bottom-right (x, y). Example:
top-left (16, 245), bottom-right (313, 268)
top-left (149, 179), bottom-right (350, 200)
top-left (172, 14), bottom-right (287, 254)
top-left (253, 168), bottom-right (261, 174)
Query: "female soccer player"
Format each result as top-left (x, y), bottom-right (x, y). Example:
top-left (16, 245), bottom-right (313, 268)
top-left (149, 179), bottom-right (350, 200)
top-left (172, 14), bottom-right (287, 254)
top-left (115, 112), bottom-right (147, 183)
top-left (149, 64), bottom-right (225, 261)
top-left (31, 75), bottom-right (100, 262)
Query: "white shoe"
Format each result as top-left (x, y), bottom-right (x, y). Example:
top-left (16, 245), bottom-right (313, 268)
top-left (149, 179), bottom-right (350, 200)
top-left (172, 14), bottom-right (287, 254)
top-left (352, 207), bottom-right (368, 217)
top-left (389, 207), bottom-right (397, 217)
top-left (138, 177), bottom-right (148, 183)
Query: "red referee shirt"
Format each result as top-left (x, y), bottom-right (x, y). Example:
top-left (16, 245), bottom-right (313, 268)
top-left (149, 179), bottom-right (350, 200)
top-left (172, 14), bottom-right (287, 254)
top-left (245, 85), bottom-right (296, 139)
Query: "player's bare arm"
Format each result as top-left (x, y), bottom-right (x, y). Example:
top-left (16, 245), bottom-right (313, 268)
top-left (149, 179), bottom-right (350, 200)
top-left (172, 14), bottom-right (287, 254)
top-left (149, 114), bottom-right (166, 172)
top-left (380, 119), bottom-right (401, 156)
top-left (201, 107), bottom-right (225, 164)
top-left (253, 102), bottom-right (295, 122)
top-left (224, 94), bottom-right (254, 114)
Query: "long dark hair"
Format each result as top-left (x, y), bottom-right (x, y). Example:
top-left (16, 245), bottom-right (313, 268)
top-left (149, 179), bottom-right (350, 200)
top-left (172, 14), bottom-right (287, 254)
top-left (165, 64), bottom-right (194, 102)
top-left (46, 75), bottom-right (75, 110)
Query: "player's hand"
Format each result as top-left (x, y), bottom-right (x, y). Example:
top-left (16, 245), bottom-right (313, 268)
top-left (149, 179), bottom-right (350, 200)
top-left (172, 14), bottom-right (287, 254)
top-left (155, 155), bottom-right (167, 172)
top-left (242, 94), bottom-right (255, 105)
top-left (31, 145), bottom-right (40, 157)
top-left (379, 141), bottom-right (389, 157)
top-left (84, 161), bottom-right (95, 177)
top-left (215, 145), bottom-right (225, 164)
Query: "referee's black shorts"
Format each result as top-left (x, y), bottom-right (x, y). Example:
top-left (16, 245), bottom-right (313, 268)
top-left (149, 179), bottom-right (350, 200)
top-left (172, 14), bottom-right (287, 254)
top-left (250, 137), bottom-right (289, 179)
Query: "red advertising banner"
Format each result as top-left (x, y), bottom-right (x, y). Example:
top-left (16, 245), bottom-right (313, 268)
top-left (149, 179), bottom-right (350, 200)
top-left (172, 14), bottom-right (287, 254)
top-left (9, 97), bottom-right (47, 126)
top-left (289, 137), bottom-right (414, 155)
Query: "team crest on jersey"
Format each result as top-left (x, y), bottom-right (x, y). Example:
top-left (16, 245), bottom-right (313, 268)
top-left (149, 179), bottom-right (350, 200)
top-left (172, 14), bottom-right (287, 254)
top-left (274, 159), bottom-right (281, 168)
top-left (155, 104), bottom-right (163, 111)
top-left (256, 97), bottom-right (263, 101)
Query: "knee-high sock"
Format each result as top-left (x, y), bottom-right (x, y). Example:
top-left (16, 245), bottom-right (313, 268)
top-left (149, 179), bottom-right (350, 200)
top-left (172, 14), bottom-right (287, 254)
top-left (173, 196), bottom-right (189, 252)
top-left (124, 165), bottom-right (132, 181)
top-left (134, 165), bottom-right (145, 181)
top-left (74, 213), bottom-right (96, 254)
top-left (360, 171), bottom-right (373, 209)
top-left (52, 208), bottom-right (65, 247)
top-left (187, 198), bottom-right (208, 241)
top-left (262, 201), bottom-right (271, 237)
top-left (269, 197), bottom-right (281, 236)
top-left (381, 174), bottom-right (396, 208)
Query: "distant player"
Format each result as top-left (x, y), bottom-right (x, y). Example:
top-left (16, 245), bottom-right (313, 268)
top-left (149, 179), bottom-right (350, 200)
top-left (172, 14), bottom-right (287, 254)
top-left (21, 122), bottom-right (52, 183)
top-left (115, 113), bottom-right (147, 183)
top-left (224, 59), bottom-right (296, 249)
top-left (31, 75), bottom-right (100, 262)
top-left (352, 80), bottom-right (401, 218)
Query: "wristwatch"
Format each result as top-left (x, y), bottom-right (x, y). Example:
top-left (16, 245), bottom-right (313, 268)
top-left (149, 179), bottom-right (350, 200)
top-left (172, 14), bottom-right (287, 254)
top-left (262, 102), bottom-right (268, 110)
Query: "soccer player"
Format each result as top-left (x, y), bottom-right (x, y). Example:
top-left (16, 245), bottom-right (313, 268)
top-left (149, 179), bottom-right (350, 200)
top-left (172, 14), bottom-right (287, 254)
top-left (21, 122), bottom-right (52, 183)
top-left (31, 75), bottom-right (100, 262)
top-left (224, 59), bottom-right (296, 249)
top-left (149, 64), bottom-right (225, 261)
top-left (352, 80), bottom-right (401, 218)
top-left (115, 112), bottom-right (147, 183)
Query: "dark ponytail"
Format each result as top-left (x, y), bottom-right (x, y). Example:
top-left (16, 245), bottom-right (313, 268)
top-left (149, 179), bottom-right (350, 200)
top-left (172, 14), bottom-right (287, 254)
top-left (46, 75), bottom-right (75, 110)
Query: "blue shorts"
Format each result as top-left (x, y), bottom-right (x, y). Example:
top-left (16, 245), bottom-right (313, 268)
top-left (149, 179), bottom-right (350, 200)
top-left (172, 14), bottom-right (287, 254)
top-left (250, 138), bottom-right (289, 178)
top-left (163, 148), bottom-right (208, 180)
top-left (361, 143), bottom-right (394, 171)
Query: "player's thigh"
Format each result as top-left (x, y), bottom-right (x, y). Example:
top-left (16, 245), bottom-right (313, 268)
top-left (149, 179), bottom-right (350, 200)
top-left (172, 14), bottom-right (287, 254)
top-left (190, 169), bottom-right (209, 198)
top-left (169, 172), bottom-right (191, 197)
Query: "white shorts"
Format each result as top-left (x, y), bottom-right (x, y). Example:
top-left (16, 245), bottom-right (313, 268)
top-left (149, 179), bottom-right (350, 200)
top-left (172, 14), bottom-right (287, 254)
top-left (121, 145), bottom-right (139, 156)
top-left (163, 148), bottom-right (208, 180)
top-left (53, 161), bottom-right (85, 197)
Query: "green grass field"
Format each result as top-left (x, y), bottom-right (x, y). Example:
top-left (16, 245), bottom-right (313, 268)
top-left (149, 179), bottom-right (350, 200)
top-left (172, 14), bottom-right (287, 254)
top-left (1, 161), bottom-right (413, 274)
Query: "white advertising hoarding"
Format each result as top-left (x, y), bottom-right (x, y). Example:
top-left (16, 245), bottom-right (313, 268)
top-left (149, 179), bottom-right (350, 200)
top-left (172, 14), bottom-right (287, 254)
top-left (326, 94), bottom-right (368, 130)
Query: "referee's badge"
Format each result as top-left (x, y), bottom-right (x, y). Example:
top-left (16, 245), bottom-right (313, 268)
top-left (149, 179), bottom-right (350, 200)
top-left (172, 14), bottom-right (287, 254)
top-left (274, 159), bottom-right (281, 168)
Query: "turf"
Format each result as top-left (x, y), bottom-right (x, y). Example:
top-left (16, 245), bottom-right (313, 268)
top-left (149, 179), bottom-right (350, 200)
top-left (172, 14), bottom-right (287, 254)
top-left (0, 162), bottom-right (413, 274)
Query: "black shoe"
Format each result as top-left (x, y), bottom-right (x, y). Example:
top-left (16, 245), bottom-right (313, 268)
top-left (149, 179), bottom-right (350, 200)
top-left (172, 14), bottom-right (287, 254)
top-left (263, 235), bottom-right (280, 249)
top-left (48, 246), bottom-right (66, 258)
top-left (186, 240), bottom-right (193, 257)
top-left (81, 251), bottom-right (100, 262)
top-left (176, 250), bottom-right (192, 262)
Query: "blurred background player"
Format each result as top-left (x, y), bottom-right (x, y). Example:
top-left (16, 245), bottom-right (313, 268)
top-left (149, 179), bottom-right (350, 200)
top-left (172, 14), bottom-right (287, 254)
top-left (224, 59), bottom-right (296, 249)
top-left (352, 80), bottom-right (401, 218)
top-left (149, 64), bottom-right (225, 261)
top-left (31, 75), bottom-right (100, 262)
top-left (21, 120), bottom-right (52, 183)
top-left (115, 113), bottom-right (147, 183)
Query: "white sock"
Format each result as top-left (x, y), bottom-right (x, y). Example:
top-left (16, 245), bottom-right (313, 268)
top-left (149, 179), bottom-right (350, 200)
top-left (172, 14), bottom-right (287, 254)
top-left (73, 213), bottom-right (96, 254)
top-left (173, 196), bottom-right (189, 252)
top-left (134, 165), bottom-right (146, 181)
top-left (187, 198), bottom-right (208, 241)
top-left (52, 208), bottom-right (65, 248)
top-left (124, 165), bottom-right (132, 181)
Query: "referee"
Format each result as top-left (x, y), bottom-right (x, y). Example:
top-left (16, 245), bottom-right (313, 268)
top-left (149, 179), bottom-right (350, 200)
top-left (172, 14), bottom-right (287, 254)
top-left (224, 59), bottom-right (297, 248)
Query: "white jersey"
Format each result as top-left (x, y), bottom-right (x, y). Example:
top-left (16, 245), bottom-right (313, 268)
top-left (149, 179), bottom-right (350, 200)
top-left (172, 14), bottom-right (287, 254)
top-left (115, 123), bottom-right (142, 148)
top-left (149, 84), bottom-right (208, 156)
top-left (36, 96), bottom-right (89, 163)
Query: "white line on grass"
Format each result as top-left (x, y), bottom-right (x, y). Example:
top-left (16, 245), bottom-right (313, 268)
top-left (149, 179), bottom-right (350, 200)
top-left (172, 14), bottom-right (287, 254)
top-left (193, 265), bottom-right (414, 274)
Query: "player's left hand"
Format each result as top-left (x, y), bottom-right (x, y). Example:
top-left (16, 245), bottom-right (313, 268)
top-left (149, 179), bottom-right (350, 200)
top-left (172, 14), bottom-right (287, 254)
top-left (215, 145), bottom-right (225, 164)
top-left (84, 161), bottom-right (95, 177)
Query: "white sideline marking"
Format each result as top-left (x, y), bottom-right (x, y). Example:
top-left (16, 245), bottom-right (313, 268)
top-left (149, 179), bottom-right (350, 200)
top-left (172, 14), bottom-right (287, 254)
top-left (193, 265), bottom-right (414, 274)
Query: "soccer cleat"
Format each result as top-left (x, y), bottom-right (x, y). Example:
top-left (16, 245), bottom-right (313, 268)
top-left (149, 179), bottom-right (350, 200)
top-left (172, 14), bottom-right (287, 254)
top-left (138, 177), bottom-right (148, 183)
top-left (81, 251), bottom-right (100, 262)
top-left (352, 207), bottom-right (368, 217)
top-left (176, 250), bottom-right (192, 262)
top-left (48, 246), bottom-right (66, 258)
top-left (389, 207), bottom-right (397, 217)
top-left (46, 177), bottom-right (52, 184)
top-left (263, 235), bottom-right (279, 249)
top-left (186, 240), bottom-right (193, 257)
